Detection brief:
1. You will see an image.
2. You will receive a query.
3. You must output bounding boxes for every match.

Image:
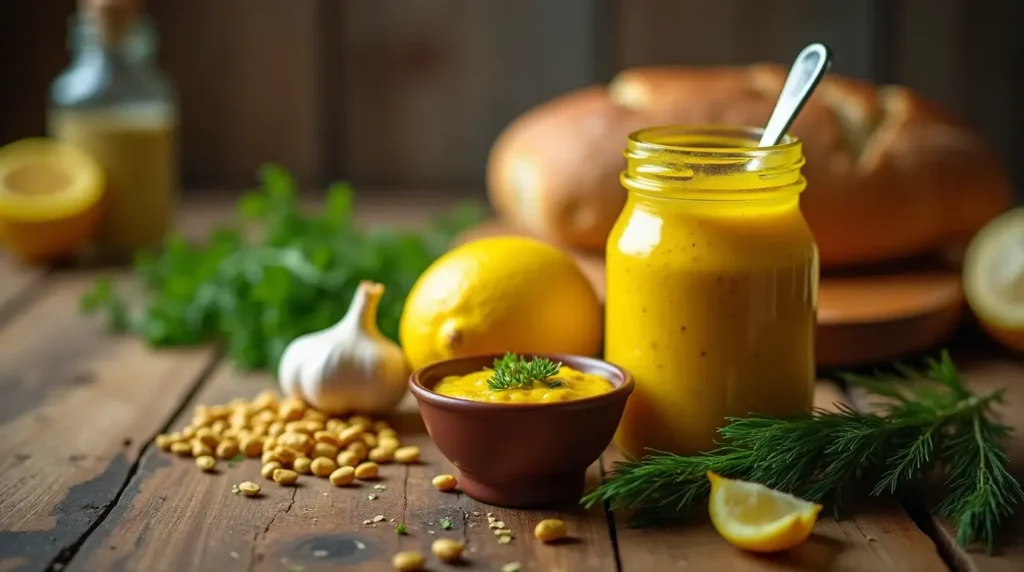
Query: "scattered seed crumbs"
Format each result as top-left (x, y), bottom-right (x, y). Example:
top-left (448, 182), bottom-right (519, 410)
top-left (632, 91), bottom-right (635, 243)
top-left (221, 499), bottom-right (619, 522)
top-left (396, 523), bottom-right (408, 535)
top-left (363, 519), bottom-right (372, 525)
top-left (472, 511), bottom-right (480, 516)
top-left (373, 515), bottom-right (386, 523)
top-left (489, 520), bottom-right (506, 529)
top-left (373, 484), bottom-right (387, 491)
top-left (498, 535), bottom-right (513, 544)
top-left (229, 552), bottom-right (239, 559)
top-left (440, 517), bottom-right (453, 530)
top-left (368, 494), bottom-right (378, 500)
top-left (428, 530), bottom-right (435, 534)
top-left (502, 563), bottom-right (522, 572)
top-left (494, 529), bottom-right (512, 535)
top-left (231, 485), bottom-right (240, 494)
top-left (313, 549), bottom-right (328, 558)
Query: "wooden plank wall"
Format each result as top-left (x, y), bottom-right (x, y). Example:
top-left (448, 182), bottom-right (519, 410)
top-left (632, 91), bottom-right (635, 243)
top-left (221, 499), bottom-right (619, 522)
top-left (1, 0), bottom-right (1021, 197)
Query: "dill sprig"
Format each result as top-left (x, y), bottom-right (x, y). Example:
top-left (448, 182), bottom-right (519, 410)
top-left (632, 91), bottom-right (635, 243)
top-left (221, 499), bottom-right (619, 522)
top-left (582, 351), bottom-right (1023, 553)
top-left (486, 353), bottom-right (561, 391)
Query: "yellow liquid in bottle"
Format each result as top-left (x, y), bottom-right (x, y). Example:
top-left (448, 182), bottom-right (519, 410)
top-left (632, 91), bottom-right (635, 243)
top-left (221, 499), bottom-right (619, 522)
top-left (50, 105), bottom-right (177, 256)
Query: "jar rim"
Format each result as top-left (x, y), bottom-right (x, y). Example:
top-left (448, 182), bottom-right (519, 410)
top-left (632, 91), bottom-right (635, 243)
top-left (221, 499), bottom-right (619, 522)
top-left (628, 125), bottom-right (801, 155)
top-left (621, 124), bottom-right (806, 197)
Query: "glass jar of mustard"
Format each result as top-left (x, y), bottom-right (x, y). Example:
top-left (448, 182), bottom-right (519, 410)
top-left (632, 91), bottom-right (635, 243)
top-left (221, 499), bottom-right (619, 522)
top-left (606, 125), bottom-right (819, 459)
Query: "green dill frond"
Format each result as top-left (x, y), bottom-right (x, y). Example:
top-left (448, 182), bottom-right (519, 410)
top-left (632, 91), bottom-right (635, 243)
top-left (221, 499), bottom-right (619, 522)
top-left (486, 353), bottom-right (562, 391)
top-left (581, 352), bottom-right (1023, 553)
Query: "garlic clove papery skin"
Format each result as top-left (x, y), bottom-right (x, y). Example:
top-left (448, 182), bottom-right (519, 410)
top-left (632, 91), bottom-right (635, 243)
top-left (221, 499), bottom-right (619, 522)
top-left (277, 280), bottom-right (411, 415)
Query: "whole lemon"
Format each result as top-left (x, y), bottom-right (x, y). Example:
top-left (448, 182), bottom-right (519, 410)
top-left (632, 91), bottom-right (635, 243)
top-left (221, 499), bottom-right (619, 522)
top-left (399, 236), bottom-right (602, 370)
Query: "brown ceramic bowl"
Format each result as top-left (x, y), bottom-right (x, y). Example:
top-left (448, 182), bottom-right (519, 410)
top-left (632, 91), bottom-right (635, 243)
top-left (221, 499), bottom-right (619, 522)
top-left (409, 353), bottom-right (633, 508)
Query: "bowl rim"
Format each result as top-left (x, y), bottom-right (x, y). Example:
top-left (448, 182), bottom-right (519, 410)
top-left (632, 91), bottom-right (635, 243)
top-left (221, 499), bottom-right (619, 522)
top-left (408, 352), bottom-right (634, 412)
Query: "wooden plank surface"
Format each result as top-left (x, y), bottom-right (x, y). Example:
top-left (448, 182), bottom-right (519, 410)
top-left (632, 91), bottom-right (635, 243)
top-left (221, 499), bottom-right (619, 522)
top-left (605, 382), bottom-right (949, 572)
top-left (0, 272), bottom-right (219, 572)
top-left (66, 363), bottom-right (617, 571)
top-left (0, 254), bottom-right (44, 313)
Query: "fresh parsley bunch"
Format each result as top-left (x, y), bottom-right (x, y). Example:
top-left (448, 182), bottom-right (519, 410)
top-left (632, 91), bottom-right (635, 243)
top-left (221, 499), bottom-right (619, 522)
top-left (80, 164), bottom-right (484, 370)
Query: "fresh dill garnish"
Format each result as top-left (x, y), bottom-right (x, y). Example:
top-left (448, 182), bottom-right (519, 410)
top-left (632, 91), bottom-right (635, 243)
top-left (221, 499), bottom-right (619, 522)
top-left (547, 379), bottom-right (565, 389)
top-left (582, 351), bottom-right (1023, 553)
top-left (395, 523), bottom-right (408, 535)
top-left (439, 517), bottom-right (453, 530)
top-left (487, 353), bottom-right (562, 391)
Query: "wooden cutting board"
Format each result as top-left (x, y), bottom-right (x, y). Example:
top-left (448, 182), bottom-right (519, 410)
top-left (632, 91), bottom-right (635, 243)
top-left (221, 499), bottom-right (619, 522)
top-left (456, 219), bottom-right (964, 368)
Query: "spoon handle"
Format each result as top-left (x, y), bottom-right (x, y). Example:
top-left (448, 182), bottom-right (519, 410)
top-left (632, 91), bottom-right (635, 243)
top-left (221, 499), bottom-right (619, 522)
top-left (759, 43), bottom-right (833, 147)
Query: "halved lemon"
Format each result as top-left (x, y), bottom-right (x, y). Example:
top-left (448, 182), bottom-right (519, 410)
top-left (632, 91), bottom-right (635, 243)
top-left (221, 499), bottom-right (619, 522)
top-left (707, 472), bottom-right (822, 553)
top-left (963, 207), bottom-right (1024, 353)
top-left (0, 138), bottom-right (104, 263)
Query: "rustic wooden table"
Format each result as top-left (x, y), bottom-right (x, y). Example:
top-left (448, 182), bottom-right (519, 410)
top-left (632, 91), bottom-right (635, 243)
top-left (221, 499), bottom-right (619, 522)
top-left (0, 196), bottom-right (1021, 572)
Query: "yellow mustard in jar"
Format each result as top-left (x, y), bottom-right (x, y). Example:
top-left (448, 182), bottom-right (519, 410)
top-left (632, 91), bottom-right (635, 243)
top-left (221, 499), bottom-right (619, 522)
top-left (606, 126), bottom-right (818, 459)
top-left (433, 354), bottom-right (612, 404)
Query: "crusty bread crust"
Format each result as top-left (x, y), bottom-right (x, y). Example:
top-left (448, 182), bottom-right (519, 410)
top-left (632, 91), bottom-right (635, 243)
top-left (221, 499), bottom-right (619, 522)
top-left (486, 65), bottom-right (1011, 267)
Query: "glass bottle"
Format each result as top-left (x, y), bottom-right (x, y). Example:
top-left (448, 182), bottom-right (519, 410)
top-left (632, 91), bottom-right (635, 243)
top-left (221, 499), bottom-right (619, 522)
top-left (49, 0), bottom-right (177, 258)
top-left (606, 125), bottom-right (819, 458)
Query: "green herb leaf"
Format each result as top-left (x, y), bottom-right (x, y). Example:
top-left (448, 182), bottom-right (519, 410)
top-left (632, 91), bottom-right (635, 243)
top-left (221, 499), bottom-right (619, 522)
top-left (487, 353), bottom-right (562, 391)
top-left (395, 523), bottom-right (407, 535)
top-left (80, 277), bottom-right (131, 332)
top-left (79, 165), bottom-right (484, 371)
top-left (227, 453), bottom-right (245, 468)
top-left (439, 517), bottom-right (453, 530)
top-left (581, 351), bottom-right (1024, 554)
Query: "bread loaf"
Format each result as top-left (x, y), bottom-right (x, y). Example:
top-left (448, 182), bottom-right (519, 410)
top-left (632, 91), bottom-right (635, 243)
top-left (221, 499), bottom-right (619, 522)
top-left (486, 65), bottom-right (1012, 267)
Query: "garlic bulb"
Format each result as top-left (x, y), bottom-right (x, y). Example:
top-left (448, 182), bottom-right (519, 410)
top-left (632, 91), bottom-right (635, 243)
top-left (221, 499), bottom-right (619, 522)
top-left (277, 280), bottom-right (410, 415)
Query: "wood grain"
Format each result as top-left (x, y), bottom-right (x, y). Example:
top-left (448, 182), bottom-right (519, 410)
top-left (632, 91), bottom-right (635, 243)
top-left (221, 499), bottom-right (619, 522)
top-left (604, 382), bottom-right (949, 572)
top-left (0, 254), bottom-right (44, 315)
top-left (332, 0), bottom-right (598, 188)
top-left (0, 0), bottom-right (74, 145)
top-left (148, 0), bottom-right (323, 188)
top-left (65, 364), bottom-right (616, 571)
top-left (0, 272), bottom-right (219, 572)
top-left (612, 0), bottom-right (880, 78)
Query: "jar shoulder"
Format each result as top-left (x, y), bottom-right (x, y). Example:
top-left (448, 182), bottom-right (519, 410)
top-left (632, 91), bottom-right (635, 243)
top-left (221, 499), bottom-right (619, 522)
top-left (607, 198), bottom-right (818, 266)
top-left (51, 57), bottom-right (175, 109)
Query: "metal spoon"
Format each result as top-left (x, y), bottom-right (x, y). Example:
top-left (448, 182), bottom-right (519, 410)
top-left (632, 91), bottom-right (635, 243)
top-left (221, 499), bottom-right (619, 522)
top-left (758, 42), bottom-right (833, 147)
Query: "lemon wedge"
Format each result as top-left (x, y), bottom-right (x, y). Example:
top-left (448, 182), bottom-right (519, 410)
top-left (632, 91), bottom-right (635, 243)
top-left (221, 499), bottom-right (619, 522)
top-left (707, 472), bottom-right (822, 553)
top-left (963, 207), bottom-right (1024, 353)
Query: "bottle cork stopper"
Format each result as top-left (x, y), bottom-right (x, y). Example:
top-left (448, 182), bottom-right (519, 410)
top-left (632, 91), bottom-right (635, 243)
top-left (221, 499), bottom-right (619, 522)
top-left (79, 0), bottom-right (140, 44)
